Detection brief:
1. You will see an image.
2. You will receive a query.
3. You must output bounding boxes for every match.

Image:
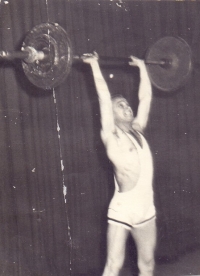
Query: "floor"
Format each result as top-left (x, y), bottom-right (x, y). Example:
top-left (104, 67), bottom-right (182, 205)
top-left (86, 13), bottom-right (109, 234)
top-left (119, 249), bottom-right (200, 276)
top-left (154, 249), bottom-right (200, 276)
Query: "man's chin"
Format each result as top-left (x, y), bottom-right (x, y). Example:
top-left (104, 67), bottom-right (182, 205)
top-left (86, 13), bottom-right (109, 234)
top-left (124, 115), bottom-right (133, 121)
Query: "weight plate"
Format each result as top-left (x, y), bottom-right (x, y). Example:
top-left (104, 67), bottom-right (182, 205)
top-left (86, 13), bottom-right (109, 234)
top-left (22, 22), bottom-right (73, 90)
top-left (145, 36), bottom-right (192, 92)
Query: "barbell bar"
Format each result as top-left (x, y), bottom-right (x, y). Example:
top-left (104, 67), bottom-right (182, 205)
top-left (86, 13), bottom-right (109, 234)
top-left (0, 50), bottom-right (168, 65)
top-left (73, 55), bottom-right (167, 66)
top-left (0, 22), bottom-right (193, 91)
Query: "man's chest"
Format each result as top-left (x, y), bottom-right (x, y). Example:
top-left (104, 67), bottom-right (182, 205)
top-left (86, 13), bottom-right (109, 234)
top-left (106, 132), bottom-right (140, 164)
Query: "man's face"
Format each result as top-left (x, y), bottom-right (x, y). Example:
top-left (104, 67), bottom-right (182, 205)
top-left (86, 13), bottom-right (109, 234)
top-left (112, 97), bottom-right (134, 124)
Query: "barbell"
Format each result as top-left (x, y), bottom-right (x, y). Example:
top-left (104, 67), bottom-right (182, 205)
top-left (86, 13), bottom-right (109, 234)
top-left (0, 22), bottom-right (193, 91)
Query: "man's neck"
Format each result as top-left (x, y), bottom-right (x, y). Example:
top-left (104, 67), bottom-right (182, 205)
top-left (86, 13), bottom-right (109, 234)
top-left (115, 122), bottom-right (133, 133)
top-left (115, 123), bottom-right (143, 148)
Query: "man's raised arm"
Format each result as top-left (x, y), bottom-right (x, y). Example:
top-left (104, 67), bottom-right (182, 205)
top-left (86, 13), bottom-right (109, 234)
top-left (129, 56), bottom-right (152, 132)
top-left (82, 53), bottom-right (115, 139)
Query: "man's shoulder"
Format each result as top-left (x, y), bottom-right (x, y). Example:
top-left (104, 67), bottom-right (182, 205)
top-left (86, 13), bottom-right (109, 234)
top-left (100, 128), bottom-right (118, 143)
top-left (132, 121), bottom-right (144, 134)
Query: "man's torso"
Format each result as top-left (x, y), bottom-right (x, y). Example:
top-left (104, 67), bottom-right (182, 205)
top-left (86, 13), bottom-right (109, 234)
top-left (103, 126), bottom-right (153, 192)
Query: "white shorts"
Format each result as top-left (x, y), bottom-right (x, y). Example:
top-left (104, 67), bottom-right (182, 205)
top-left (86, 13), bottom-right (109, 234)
top-left (107, 188), bottom-right (156, 230)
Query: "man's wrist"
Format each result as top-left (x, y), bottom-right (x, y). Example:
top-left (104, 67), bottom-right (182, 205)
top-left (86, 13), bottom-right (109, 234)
top-left (90, 60), bottom-right (99, 66)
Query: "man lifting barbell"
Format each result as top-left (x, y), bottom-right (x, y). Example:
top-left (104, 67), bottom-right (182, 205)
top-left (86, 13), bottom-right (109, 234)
top-left (0, 23), bottom-right (192, 92)
top-left (82, 52), bottom-right (156, 276)
top-left (0, 22), bottom-right (194, 275)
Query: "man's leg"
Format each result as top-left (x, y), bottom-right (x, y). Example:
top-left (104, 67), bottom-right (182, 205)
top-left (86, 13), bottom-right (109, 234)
top-left (102, 223), bottom-right (130, 276)
top-left (131, 217), bottom-right (157, 276)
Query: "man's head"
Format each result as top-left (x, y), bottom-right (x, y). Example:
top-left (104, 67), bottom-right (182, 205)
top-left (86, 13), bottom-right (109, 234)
top-left (111, 94), bottom-right (134, 126)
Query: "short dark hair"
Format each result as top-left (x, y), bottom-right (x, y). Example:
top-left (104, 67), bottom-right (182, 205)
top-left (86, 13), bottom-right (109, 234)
top-left (111, 94), bottom-right (125, 100)
top-left (111, 94), bottom-right (134, 114)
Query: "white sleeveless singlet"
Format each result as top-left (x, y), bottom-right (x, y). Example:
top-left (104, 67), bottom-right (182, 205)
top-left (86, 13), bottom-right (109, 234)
top-left (107, 131), bottom-right (156, 229)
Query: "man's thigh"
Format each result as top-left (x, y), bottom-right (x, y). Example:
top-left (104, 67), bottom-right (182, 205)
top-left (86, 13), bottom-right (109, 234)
top-left (106, 222), bottom-right (130, 259)
top-left (130, 217), bottom-right (157, 259)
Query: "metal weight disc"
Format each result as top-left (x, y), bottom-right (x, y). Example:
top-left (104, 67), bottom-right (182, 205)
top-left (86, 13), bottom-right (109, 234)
top-left (22, 23), bottom-right (73, 90)
top-left (145, 36), bottom-right (192, 92)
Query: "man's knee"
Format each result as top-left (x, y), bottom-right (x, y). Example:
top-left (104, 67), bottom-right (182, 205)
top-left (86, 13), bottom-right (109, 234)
top-left (105, 256), bottom-right (124, 274)
top-left (138, 256), bottom-right (155, 276)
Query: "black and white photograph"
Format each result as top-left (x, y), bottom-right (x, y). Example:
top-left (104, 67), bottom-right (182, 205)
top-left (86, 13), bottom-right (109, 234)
top-left (0, 1), bottom-right (200, 275)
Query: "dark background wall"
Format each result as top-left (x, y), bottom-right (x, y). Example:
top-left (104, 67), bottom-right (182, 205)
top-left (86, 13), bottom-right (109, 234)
top-left (0, 1), bottom-right (200, 275)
